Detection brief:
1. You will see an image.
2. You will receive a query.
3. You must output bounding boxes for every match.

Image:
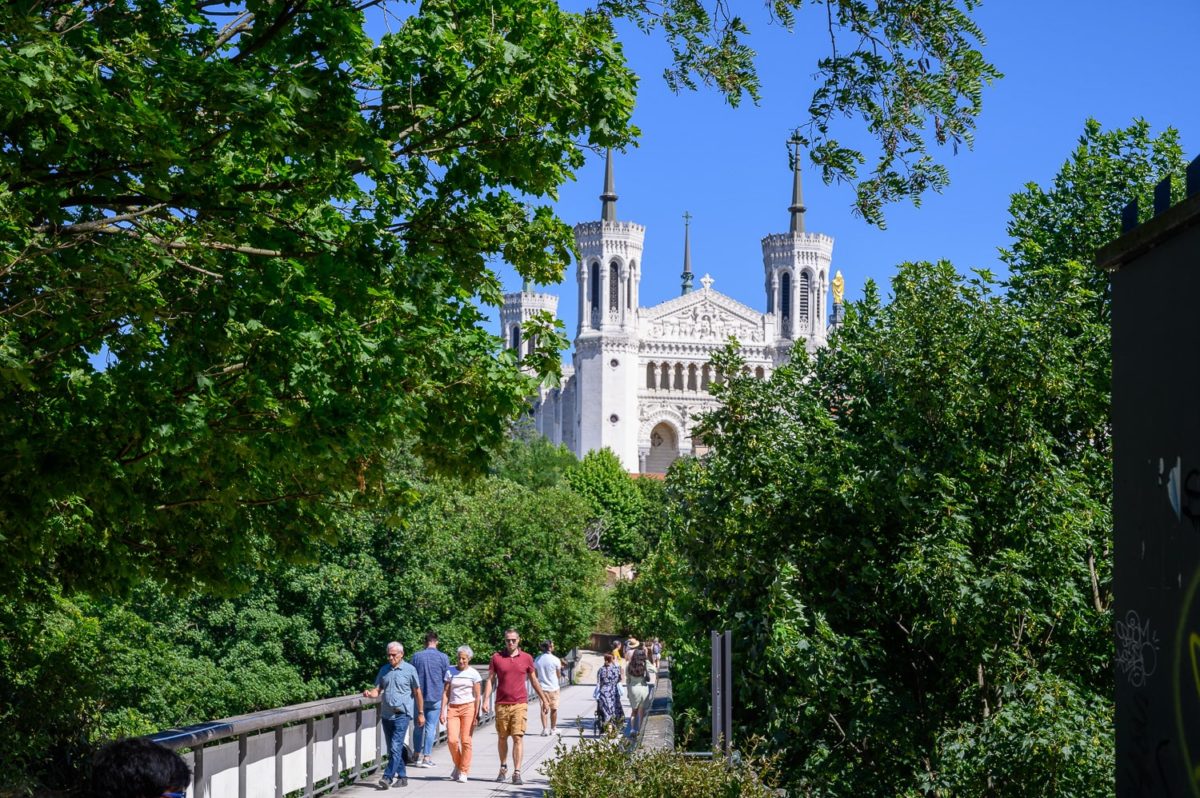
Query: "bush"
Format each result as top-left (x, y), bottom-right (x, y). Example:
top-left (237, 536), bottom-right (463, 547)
top-left (541, 732), bottom-right (780, 798)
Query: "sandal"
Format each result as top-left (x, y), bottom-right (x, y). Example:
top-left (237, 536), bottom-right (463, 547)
top-left (495, 765), bottom-right (508, 782)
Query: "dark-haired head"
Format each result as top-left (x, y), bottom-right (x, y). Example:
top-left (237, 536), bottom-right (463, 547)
top-left (425, 630), bottom-right (439, 645)
top-left (91, 737), bottom-right (191, 798)
top-left (540, 640), bottom-right (552, 653)
top-left (603, 653), bottom-right (614, 664)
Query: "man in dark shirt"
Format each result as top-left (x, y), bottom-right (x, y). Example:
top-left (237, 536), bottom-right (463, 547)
top-left (481, 628), bottom-right (548, 786)
top-left (410, 630), bottom-right (450, 768)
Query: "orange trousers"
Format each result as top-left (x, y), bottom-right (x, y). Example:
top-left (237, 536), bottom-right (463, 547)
top-left (445, 701), bottom-right (477, 774)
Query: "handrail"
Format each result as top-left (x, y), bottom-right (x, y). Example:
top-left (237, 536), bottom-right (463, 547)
top-left (147, 654), bottom-right (577, 798)
top-left (635, 661), bottom-right (674, 752)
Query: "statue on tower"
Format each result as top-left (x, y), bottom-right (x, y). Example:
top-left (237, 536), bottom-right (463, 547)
top-left (832, 270), bottom-right (845, 305)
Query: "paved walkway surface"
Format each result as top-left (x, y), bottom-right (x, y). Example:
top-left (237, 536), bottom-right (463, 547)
top-left (341, 653), bottom-right (620, 797)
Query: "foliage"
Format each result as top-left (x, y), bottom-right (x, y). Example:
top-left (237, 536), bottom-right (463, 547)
top-left (0, 0), bottom-right (636, 600)
top-left (541, 731), bottom-right (781, 798)
top-left (566, 448), bottom-right (649, 563)
top-left (0, 467), bottom-right (605, 793)
top-left (640, 123), bottom-right (1186, 795)
top-left (598, 0), bottom-right (1001, 224)
top-left (491, 418), bottom-right (581, 490)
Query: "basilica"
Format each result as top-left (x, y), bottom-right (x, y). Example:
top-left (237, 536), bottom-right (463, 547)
top-left (501, 151), bottom-right (844, 474)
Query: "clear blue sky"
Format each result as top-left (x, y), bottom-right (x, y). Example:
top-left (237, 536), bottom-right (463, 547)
top-left (493, 0), bottom-right (1200, 349)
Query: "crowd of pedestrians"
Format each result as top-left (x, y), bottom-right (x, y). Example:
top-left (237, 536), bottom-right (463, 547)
top-left (363, 629), bottom-right (663, 790)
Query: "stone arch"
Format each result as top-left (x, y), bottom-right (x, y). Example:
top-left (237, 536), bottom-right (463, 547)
top-left (639, 409), bottom-right (686, 474)
top-left (755, 366), bottom-right (765, 379)
top-left (646, 362), bottom-right (657, 389)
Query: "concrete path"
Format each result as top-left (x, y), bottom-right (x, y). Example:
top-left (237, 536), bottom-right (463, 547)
top-left (341, 654), bottom-right (622, 797)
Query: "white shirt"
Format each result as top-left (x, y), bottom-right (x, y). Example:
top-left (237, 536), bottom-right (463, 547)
top-left (534, 652), bottom-right (563, 692)
top-left (443, 665), bottom-right (482, 705)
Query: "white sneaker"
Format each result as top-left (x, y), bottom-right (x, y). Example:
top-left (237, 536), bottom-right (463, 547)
top-left (456, 774), bottom-right (469, 783)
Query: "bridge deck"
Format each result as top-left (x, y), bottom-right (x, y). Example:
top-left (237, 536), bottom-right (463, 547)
top-left (340, 680), bottom-right (617, 797)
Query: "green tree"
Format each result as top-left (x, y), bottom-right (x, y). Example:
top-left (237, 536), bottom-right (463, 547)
top-left (0, 0), bottom-right (636, 600)
top-left (600, 0), bottom-right (1001, 224)
top-left (491, 420), bottom-right (581, 490)
top-left (646, 122), bottom-right (1187, 795)
top-left (567, 448), bottom-right (648, 563)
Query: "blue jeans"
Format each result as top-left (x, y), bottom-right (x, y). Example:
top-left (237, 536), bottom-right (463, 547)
top-left (381, 713), bottom-right (411, 780)
top-left (412, 700), bottom-right (441, 758)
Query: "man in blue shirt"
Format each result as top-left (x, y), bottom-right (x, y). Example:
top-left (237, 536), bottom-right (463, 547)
top-left (363, 641), bottom-right (424, 789)
top-left (409, 630), bottom-right (450, 768)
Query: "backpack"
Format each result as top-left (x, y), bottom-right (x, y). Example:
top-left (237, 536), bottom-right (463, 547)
top-left (627, 651), bottom-right (646, 678)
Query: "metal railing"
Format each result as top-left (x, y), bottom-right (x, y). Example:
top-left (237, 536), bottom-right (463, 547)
top-left (149, 655), bottom-right (577, 798)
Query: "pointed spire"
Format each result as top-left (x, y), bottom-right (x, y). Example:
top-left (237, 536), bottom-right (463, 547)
top-left (788, 140), bottom-right (806, 234)
top-left (600, 149), bottom-right (618, 222)
top-left (681, 210), bottom-right (694, 295)
top-left (522, 276), bottom-right (532, 293)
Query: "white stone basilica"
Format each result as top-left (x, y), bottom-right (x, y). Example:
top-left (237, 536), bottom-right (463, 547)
top-left (501, 151), bottom-right (844, 474)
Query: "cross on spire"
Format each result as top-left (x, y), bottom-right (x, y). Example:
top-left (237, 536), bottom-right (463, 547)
top-left (680, 210), bottom-right (694, 295)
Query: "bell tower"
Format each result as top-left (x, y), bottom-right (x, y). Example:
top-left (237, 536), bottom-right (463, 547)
top-left (571, 150), bottom-right (644, 470)
top-left (762, 142), bottom-right (834, 364)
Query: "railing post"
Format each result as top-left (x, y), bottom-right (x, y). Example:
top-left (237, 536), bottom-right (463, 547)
top-left (193, 745), bottom-right (206, 798)
top-left (237, 733), bottom-right (248, 798)
top-left (305, 718), bottom-right (315, 798)
top-left (354, 707), bottom-right (363, 782)
top-left (331, 711), bottom-right (341, 792)
top-left (274, 726), bottom-right (284, 798)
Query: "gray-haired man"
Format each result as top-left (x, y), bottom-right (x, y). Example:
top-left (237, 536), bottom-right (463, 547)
top-left (363, 642), bottom-right (424, 789)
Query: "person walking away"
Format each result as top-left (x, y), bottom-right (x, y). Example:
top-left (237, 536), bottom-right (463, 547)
top-left (410, 630), bottom-right (450, 768)
top-left (651, 637), bottom-right (662, 668)
top-left (534, 640), bottom-right (565, 735)
top-left (625, 646), bottom-right (653, 736)
top-left (481, 628), bottom-right (549, 786)
top-left (362, 642), bottom-right (424, 789)
top-left (594, 652), bottom-right (624, 734)
top-left (440, 645), bottom-right (482, 783)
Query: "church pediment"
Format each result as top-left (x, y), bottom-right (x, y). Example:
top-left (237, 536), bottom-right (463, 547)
top-left (643, 286), bottom-right (766, 344)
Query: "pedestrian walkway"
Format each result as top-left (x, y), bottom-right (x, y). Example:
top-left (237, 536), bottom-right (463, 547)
top-left (341, 662), bottom-right (618, 797)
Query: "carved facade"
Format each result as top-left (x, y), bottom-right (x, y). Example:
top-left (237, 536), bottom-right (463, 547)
top-left (502, 153), bottom-right (842, 473)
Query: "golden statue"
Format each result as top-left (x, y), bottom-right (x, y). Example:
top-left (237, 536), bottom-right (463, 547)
top-left (832, 270), bottom-right (845, 305)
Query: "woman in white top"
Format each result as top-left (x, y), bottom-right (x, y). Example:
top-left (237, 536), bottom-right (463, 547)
top-left (439, 645), bottom-right (482, 782)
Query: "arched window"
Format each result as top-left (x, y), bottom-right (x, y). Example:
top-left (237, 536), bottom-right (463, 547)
top-left (589, 261), bottom-right (600, 327)
top-left (755, 366), bottom-right (765, 380)
top-left (673, 363), bottom-right (684, 390)
top-left (799, 271), bottom-right (811, 322)
top-left (687, 364), bottom-right (698, 391)
top-left (510, 324), bottom-right (520, 352)
top-left (659, 362), bottom-right (670, 390)
top-left (701, 364), bottom-right (711, 390)
top-left (646, 363), bottom-right (657, 389)
top-left (609, 260), bottom-right (620, 312)
top-left (780, 272), bottom-right (792, 318)
top-left (627, 261), bottom-right (635, 309)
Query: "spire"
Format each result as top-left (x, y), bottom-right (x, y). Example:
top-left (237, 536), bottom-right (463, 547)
top-left (788, 140), bottom-right (806, 234)
top-left (522, 276), bottom-right (532, 293)
top-left (600, 149), bottom-right (618, 222)
top-left (680, 211), bottom-right (694, 295)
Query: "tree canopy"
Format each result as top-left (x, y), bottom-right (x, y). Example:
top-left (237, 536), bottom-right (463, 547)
top-left (627, 120), bottom-right (1186, 795)
top-left (599, 0), bottom-right (1001, 224)
top-left (0, 0), bottom-right (636, 598)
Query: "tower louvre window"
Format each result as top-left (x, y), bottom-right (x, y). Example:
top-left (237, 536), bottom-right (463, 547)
top-left (609, 260), bottom-right (620, 311)
top-left (799, 271), bottom-right (811, 321)
top-left (589, 261), bottom-right (600, 324)
top-left (510, 324), bottom-right (521, 352)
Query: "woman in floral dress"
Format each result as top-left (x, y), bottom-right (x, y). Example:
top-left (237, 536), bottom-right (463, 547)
top-left (595, 652), bottom-right (624, 734)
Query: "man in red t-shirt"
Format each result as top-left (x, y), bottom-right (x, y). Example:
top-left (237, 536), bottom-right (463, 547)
top-left (482, 627), bottom-right (548, 786)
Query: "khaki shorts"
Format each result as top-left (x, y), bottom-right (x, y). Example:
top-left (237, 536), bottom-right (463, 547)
top-left (541, 690), bottom-right (560, 710)
top-left (495, 702), bottom-right (528, 737)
